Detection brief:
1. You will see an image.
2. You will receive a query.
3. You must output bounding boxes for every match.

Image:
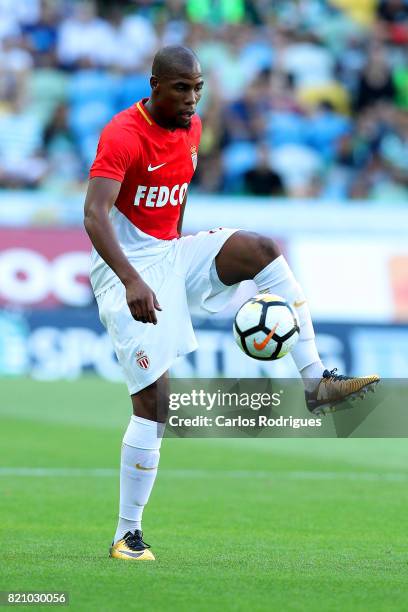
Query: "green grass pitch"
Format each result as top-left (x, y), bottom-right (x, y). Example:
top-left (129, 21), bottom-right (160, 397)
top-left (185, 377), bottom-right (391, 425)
top-left (1, 378), bottom-right (407, 611)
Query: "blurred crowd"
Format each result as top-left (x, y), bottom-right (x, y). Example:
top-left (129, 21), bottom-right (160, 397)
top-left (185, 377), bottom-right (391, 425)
top-left (0, 0), bottom-right (408, 200)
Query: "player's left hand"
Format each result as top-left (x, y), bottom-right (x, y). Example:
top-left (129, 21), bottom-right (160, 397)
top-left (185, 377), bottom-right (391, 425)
top-left (125, 277), bottom-right (162, 324)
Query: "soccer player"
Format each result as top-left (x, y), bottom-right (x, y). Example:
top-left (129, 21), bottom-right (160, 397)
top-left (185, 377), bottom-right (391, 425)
top-left (84, 46), bottom-right (379, 561)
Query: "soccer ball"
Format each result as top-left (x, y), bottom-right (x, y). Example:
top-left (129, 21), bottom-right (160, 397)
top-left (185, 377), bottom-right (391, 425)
top-left (233, 294), bottom-right (300, 360)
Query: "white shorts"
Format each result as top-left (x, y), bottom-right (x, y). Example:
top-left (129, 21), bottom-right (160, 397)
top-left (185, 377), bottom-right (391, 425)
top-left (96, 228), bottom-right (239, 394)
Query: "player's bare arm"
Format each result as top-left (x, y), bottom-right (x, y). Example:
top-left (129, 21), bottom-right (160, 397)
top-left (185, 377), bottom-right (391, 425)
top-left (84, 177), bottom-right (161, 324)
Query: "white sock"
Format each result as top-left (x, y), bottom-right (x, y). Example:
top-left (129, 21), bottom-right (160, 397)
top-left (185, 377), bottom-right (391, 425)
top-left (114, 415), bottom-right (164, 543)
top-left (254, 256), bottom-right (325, 390)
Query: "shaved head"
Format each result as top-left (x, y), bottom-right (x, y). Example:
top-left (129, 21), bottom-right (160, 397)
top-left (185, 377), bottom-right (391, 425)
top-left (152, 46), bottom-right (201, 79)
top-left (145, 46), bottom-right (203, 130)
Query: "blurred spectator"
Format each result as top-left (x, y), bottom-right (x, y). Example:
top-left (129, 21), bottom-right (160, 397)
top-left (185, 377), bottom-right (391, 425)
top-left (0, 34), bottom-right (33, 100)
top-left (378, 0), bottom-right (408, 22)
top-left (0, 0), bottom-right (41, 40)
top-left (27, 56), bottom-right (68, 123)
top-left (354, 45), bottom-right (395, 110)
top-left (42, 103), bottom-right (82, 188)
top-left (377, 0), bottom-right (408, 45)
top-left (57, 1), bottom-right (115, 69)
top-left (0, 34), bottom-right (33, 103)
top-left (0, 95), bottom-right (47, 187)
top-left (279, 34), bottom-right (335, 88)
top-left (336, 35), bottom-right (368, 95)
top-left (324, 108), bottom-right (383, 198)
top-left (0, 35), bottom-right (33, 73)
top-left (222, 70), bottom-right (270, 145)
top-left (271, 142), bottom-right (323, 197)
top-left (102, 7), bottom-right (158, 71)
top-left (269, 72), bottom-right (300, 112)
top-left (244, 143), bottom-right (285, 196)
top-left (152, 0), bottom-right (189, 46)
top-left (307, 102), bottom-right (351, 161)
top-left (195, 25), bottom-right (250, 101)
top-left (21, 0), bottom-right (59, 62)
top-left (380, 110), bottom-right (408, 177)
top-left (57, 2), bottom-right (158, 71)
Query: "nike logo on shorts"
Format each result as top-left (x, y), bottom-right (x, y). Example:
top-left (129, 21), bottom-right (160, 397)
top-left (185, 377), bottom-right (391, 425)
top-left (148, 163), bottom-right (167, 171)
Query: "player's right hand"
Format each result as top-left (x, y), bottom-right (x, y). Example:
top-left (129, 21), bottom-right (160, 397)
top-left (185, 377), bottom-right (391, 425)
top-left (125, 277), bottom-right (162, 325)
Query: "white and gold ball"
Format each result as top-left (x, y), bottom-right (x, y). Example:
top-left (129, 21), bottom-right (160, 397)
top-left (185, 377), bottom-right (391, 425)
top-left (233, 294), bottom-right (300, 360)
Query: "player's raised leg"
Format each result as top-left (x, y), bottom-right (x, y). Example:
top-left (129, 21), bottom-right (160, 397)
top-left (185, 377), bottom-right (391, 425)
top-left (110, 372), bottom-right (169, 561)
top-left (215, 231), bottom-right (379, 414)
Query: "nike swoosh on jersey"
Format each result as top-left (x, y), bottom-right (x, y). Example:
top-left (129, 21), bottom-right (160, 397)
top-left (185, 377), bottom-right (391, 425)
top-left (147, 163), bottom-right (167, 171)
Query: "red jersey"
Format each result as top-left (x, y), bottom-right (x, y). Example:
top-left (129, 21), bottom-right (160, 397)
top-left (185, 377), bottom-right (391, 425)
top-left (90, 99), bottom-right (201, 240)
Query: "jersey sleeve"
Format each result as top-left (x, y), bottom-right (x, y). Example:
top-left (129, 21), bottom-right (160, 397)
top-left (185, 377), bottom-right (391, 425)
top-left (89, 122), bottom-right (137, 182)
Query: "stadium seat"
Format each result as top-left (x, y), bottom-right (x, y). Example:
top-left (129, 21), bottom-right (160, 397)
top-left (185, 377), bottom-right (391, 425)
top-left (222, 141), bottom-right (257, 190)
top-left (68, 70), bottom-right (119, 107)
top-left (116, 73), bottom-right (151, 112)
top-left (78, 132), bottom-right (100, 169)
top-left (69, 100), bottom-right (115, 139)
top-left (306, 111), bottom-right (351, 161)
top-left (27, 68), bottom-right (68, 123)
top-left (266, 111), bottom-right (309, 148)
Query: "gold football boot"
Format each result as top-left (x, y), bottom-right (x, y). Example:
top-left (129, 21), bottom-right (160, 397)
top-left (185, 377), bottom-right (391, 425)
top-left (305, 369), bottom-right (380, 415)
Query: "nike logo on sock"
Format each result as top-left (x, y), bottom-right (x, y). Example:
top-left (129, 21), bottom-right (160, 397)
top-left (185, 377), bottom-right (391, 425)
top-left (135, 463), bottom-right (158, 471)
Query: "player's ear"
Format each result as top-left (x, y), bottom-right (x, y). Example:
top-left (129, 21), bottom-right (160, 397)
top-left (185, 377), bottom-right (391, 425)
top-left (150, 75), bottom-right (159, 91)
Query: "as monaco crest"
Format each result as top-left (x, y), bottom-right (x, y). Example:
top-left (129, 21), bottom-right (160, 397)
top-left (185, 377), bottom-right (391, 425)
top-left (191, 145), bottom-right (198, 171)
top-left (136, 350), bottom-right (150, 370)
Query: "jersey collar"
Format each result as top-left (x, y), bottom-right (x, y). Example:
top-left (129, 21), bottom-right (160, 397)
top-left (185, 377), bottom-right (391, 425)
top-left (136, 98), bottom-right (187, 137)
top-left (136, 99), bottom-right (154, 126)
